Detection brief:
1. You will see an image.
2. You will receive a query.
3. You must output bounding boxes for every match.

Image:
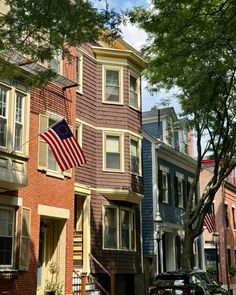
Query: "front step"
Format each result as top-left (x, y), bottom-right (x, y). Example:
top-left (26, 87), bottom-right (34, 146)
top-left (73, 271), bottom-right (101, 295)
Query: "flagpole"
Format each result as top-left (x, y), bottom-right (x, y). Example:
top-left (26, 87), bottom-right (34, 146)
top-left (11, 118), bottom-right (65, 155)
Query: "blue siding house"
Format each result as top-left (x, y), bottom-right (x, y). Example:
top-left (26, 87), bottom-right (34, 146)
top-left (142, 107), bottom-right (203, 292)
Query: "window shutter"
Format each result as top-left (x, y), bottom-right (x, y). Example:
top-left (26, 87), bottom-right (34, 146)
top-left (158, 169), bottom-right (163, 202)
top-left (167, 173), bottom-right (172, 204)
top-left (19, 207), bottom-right (31, 271)
top-left (38, 114), bottom-right (48, 170)
top-left (182, 180), bottom-right (187, 209)
top-left (174, 176), bottom-right (179, 207)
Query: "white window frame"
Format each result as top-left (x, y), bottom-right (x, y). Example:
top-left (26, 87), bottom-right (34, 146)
top-left (38, 112), bottom-right (71, 179)
top-left (0, 81), bottom-right (29, 155)
top-left (103, 205), bottom-right (136, 251)
top-left (103, 131), bottom-right (124, 172)
top-left (129, 72), bottom-right (140, 110)
top-left (102, 65), bottom-right (123, 105)
top-left (130, 136), bottom-right (141, 176)
top-left (14, 91), bottom-right (25, 152)
top-left (48, 50), bottom-right (63, 75)
top-left (160, 165), bottom-right (170, 203)
top-left (0, 206), bottom-right (15, 268)
top-left (0, 85), bottom-right (8, 148)
top-left (176, 172), bottom-right (184, 208)
top-left (75, 51), bottom-right (83, 94)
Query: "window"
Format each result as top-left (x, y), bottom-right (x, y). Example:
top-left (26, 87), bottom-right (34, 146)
top-left (232, 207), bottom-right (236, 229)
top-left (0, 207), bottom-right (15, 267)
top-left (0, 82), bottom-right (29, 154)
top-left (158, 166), bottom-right (171, 204)
top-left (104, 207), bottom-right (118, 249)
top-left (38, 114), bottom-right (71, 177)
top-left (130, 137), bottom-right (141, 175)
top-left (225, 204), bottom-right (229, 228)
top-left (103, 132), bottom-right (123, 171)
top-left (75, 52), bottom-right (83, 93)
top-left (14, 92), bottom-right (25, 151)
top-left (130, 75), bottom-right (139, 109)
top-left (175, 172), bottom-right (185, 208)
top-left (0, 86), bottom-right (7, 147)
top-left (103, 206), bottom-right (136, 251)
top-left (103, 66), bottom-right (123, 104)
top-left (48, 51), bottom-right (61, 74)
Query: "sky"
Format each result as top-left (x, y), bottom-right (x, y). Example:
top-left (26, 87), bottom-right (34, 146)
top-left (92, 0), bottom-right (181, 113)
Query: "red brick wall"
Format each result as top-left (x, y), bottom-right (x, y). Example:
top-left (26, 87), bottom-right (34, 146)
top-left (0, 55), bottom-right (76, 294)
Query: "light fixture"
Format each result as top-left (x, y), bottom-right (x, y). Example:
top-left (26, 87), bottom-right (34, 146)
top-left (154, 217), bottom-right (163, 241)
top-left (178, 228), bottom-right (185, 240)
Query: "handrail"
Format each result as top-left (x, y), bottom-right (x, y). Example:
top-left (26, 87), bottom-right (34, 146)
top-left (89, 253), bottom-right (111, 278)
top-left (88, 273), bottom-right (110, 295)
top-left (89, 253), bottom-right (115, 295)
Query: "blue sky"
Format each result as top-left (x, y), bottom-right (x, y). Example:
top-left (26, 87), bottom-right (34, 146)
top-left (92, 0), bottom-right (181, 113)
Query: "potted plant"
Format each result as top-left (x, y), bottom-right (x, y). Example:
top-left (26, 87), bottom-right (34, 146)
top-left (44, 262), bottom-right (63, 295)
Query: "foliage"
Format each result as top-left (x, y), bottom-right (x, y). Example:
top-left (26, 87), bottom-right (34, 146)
top-left (45, 262), bottom-right (63, 295)
top-left (0, 0), bottom-right (122, 86)
top-left (228, 265), bottom-right (236, 276)
top-left (129, 0), bottom-right (236, 270)
top-left (206, 264), bottom-right (217, 278)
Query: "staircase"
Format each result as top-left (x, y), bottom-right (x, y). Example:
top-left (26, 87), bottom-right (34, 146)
top-left (73, 270), bottom-right (101, 295)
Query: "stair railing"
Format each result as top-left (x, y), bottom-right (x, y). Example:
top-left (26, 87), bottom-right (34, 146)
top-left (89, 253), bottom-right (115, 295)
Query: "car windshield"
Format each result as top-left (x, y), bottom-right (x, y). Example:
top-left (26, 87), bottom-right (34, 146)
top-left (154, 274), bottom-right (189, 286)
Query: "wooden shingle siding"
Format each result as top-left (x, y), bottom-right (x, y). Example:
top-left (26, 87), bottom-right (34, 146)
top-left (90, 192), bottom-right (142, 273)
top-left (143, 121), bottom-right (163, 140)
top-left (142, 138), bottom-right (154, 254)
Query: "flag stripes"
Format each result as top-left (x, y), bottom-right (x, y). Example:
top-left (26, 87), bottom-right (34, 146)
top-left (204, 206), bottom-right (216, 234)
top-left (39, 119), bottom-right (86, 171)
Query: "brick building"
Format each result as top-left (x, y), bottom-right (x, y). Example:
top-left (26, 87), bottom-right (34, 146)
top-left (0, 49), bottom-right (78, 295)
top-left (201, 162), bottom-right (236, 294)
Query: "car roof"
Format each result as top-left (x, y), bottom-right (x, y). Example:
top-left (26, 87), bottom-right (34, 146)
top-left (155, 269), bottom-right (207, 279)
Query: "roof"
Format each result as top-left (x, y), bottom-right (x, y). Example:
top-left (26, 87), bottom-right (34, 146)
top-left (142, 107), bottom-right (178, 121)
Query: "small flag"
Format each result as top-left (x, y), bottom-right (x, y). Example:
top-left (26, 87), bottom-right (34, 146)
top-left (204, 205), bottom-right (216, 234)
top-left (39, 119), bottom-right (86, 171)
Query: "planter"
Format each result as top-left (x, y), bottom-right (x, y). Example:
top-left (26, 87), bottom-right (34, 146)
top-left (44, 291), bottom-right (56, 295)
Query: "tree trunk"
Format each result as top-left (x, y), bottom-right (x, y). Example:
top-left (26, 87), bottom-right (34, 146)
top-left (181, 229), bottom-right (194, 271)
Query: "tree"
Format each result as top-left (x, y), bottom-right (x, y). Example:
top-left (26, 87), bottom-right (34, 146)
top-left (0, 0), bottom-right (121, 85)
top-left (129, 0), bottom-right (236, 270)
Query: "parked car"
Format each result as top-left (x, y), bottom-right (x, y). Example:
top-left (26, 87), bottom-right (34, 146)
top-left (149, 269), bottom-right (229, 294)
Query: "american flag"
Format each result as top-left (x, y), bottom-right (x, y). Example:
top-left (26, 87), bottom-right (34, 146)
top-left (204, 205), bottom-right (216, 234)
top-left (39, 119), bottom-right (86, 171)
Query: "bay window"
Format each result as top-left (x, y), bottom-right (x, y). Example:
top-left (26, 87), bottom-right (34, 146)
top-left (103, 132), bottom-right (123, 172)
top-left (103, 206), bottom-right (136, 251)
top-left (103, 65), bottom-right (123, 104)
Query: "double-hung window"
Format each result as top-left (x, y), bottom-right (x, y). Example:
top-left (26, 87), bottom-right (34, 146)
top-left (0, 82), bottom-right (29, 155)
top-left (14, 92), bottom-right (24, 151)
top-left (175, 172), bottom-right (185, 208)
top-left (129, 74), bottom-right (140, 110)
top-left (103, 206), bottom-right (136, 251)
top-left (38, 114), bottom-right (71, 177)
top-left (0, 206), bottom-right (15, 267)
top-left (0, 86), bottom-right (8, 147)
top-left (75, 52), bottom-right (83, 93)
top-left (103, 66), bottom-right (123, 104)
top-left (158, 165), bottom-right (171, 204)
top-left (103, 132), bottom-right (123, 172)
top-left (130, 137), bottom-right (141, 175)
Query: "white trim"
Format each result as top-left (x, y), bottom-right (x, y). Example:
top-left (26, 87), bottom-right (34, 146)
top-left (38, 205), bottom-right (70, 219)
top-left (0, 195), bottom-right (22, 206)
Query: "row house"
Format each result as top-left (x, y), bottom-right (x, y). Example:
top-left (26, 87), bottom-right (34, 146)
top-left (201, 162), bottom-right (236, 294)
top-left (73, 38), bottom-right (145, 295)
top-left (0, 45), bottom-right (78, 295)
top-left (141, 107), bottom-right (203, 294)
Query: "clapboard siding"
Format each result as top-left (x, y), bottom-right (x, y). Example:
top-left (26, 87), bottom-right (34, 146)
top-left (142, 138), bottom-right (154, 254)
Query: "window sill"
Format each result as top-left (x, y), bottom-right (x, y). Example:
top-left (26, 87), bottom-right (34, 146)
top-left (0, 269), bottom-right (18, 279)
top-left (129, 105), bottom-right (140, 112)
top-left (46, 170), bottom-right (64, 179)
